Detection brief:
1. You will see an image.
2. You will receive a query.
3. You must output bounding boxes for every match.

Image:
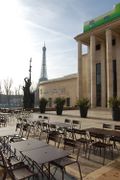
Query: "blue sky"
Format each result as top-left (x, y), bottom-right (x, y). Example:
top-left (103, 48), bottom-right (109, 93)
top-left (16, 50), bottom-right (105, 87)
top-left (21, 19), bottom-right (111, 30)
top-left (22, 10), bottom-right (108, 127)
top-left (0, 0), bottom-right (120, 92)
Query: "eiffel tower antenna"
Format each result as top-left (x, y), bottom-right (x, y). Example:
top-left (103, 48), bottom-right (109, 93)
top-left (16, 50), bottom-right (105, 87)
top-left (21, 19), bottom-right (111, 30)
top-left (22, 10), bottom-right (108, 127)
top-left (39, 43), bottom-right (48, 82)
top-left (29, 57), bottom-right (32, 83)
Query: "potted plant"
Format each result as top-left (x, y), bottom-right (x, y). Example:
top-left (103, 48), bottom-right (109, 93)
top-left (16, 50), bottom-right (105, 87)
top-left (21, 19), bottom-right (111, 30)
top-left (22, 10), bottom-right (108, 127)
top-left (109, 97), bottom-right (120, 121)
top-left (39, 97), bottom-right (48, 113)
top-left (76, 97), bottom-right (90, 118)
top-left (54, 97), bottom-right (65, 115)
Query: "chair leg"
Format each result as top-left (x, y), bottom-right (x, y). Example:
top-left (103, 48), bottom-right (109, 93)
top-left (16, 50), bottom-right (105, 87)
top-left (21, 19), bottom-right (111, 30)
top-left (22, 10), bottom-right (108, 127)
top-left (111, 146), bottom-right (114, 160)
top-left (62, 168), bottom-right (65, 180)
top-left (103, 148), bottom-right (106, 165)
top-left (39, 131), bottom-right (42, 140)
top-left (3, 171), bottom-right (7, 180)
top-left (85, 143), bottom-right (88, 157)
top-left (76, 162), bottom-right (83, 180)
top-left (88, 145), bottom-right (92, 160)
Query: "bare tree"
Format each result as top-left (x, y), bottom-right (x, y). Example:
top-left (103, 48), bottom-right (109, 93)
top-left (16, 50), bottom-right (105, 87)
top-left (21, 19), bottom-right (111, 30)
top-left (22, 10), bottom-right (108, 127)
top-left (4, 78), bottom-right (13, 106)
top-left (0, 82), bottom-right (2, 94)
top-left (30, 81), bottom-right (37, 92)
top-left (14, 88), bottom-right (17, 95)
top-left (0, 81), bottom-right (2, 104)
top-left (18, 85), bottom-right (22, 95)
top-left (14, 85), bottom-right (23, 95)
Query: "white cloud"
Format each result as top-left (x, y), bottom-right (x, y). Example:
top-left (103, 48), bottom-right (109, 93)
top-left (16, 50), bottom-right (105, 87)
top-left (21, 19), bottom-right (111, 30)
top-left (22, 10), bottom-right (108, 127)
top-left (0, 0), bottom-right (119, 91)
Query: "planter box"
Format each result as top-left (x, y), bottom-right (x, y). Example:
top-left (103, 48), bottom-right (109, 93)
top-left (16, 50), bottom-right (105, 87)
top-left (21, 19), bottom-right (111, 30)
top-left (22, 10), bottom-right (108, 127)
top-left (79, 106), bottom-right (88, 118)
top-left (112, 108), bottom-right (120, 121)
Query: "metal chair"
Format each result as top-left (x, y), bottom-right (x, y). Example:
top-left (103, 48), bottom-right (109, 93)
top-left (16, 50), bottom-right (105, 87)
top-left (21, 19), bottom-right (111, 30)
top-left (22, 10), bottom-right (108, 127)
top-left (46, 130), bottom-right (62, 148)
top-left (51, 143), bottom-right (82, 180)
top-left (0, 149), bottom-right (38, 180)
top-left (0, 115), bottom-right (7, 127)
top-left (49, 124), bottom-right (57, 132)
top-left (64, 119), bottom-right (72, 138)
top-left (38, 115), bottom-right (42, 119)
top-left (43, 116), bottom-right (49, 122)
top-left (88, 133), bottom-right (113, 165)
top-left (75, 129), bottom-right (92, 156)
top-left (72, 120), bottom-right (81, 129)
top-left (39, 122), bottom-right (49, 140)
top-left (10, 123), bottom-right (31, 143)
top-left (64, 119), bottom-right (71, 125)
top-left (103, 123), bottom-right (113, 129)
top-left (63, 138), bottom-right (76, 153)
top-left (110, 125), bottom-right (120, 151)
top-left (114, 125), bottom-right (120, 130)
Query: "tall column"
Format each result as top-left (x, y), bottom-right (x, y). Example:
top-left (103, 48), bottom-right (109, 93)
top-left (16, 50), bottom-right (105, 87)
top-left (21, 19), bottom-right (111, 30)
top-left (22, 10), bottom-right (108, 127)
top-left (116, 37), bottom-right (120, 97)
top-left (77, 41), bottom-right (82, 99)
top-left (87, 46), bottom-right (91, 100)
top-left (101, 42), bottom-right (106, 107)
top-left (90, 35), bottom-right (96, 107)
top-left (106, 29), bottom-right (113, 105)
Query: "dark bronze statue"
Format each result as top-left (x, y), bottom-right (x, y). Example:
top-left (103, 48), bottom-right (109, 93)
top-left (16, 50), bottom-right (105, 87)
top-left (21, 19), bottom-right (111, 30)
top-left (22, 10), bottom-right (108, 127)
top-left (23, 58), bottom-right (34, 109)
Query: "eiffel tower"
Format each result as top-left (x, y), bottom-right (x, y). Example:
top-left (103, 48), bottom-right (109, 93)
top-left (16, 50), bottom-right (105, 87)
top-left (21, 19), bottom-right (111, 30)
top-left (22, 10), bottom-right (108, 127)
top-left (39, 44), bottom-right (48, 82)
top-left (34, 44), bottom-right (48, 107)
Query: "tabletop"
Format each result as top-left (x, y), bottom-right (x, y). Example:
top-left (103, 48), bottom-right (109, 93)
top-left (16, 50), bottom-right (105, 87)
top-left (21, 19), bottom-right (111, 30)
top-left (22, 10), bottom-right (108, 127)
top-left (49, 121), bottom-right (71, 128)
top-left (84, 127), bottom-right (120, 137)
top-left (11, 138), bottom-right (48, 152)
top-left (22, 145), bottom-right (69, 164)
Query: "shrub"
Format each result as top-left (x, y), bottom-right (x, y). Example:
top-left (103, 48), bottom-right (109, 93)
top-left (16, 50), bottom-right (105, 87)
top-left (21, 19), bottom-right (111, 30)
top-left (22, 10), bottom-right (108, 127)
top-left (39, 98), bottom-right (48, 113)
top-left (76, 98), bottom-right (90, 108)
top-left (54, 97), bottom-right (65, 115)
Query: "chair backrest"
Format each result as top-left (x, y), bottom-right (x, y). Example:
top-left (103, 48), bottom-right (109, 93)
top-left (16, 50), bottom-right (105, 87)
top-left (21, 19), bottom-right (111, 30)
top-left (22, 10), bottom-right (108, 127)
top-left (43, 116), bottom-right (49, 123)
top-left (49, 124), bottom-right (56, 131)
top-left (0, 149), bottom-right (8, 168)
top-left (38, 115), bottom-right (42, 119)
top-left (103, 123), bottom-right (112, 129)
top-left (43, 116), bottom-right (48, 120)
top-left (72, 120), bottom-right (81, 129)
top-left (0, 150), bottom-right (16, 180)
top-left (47, 131), bottom-right (61, 148)
top-left (36, 120), bottom-right (42, 126)
top-left (64, 119), bottom-right (71, 124)
top-left (73, 129), bottom-right (86, 136)
top-left (75, 144), bottom-right (81, 161)
top-left (20, 123), bottom-right (31, 139)
top-left (74, 129), bottom-right (89, 140)
top-left (23, 118), bottom-right (27, 123)
top-left (42, 122), bottom-right (49, 130)
top-left (89, 132), bottom-right (105, 141)
top-left (114, 125), bottom-right (120, 130)
top-left (63, 138), bottom-right (76, 150)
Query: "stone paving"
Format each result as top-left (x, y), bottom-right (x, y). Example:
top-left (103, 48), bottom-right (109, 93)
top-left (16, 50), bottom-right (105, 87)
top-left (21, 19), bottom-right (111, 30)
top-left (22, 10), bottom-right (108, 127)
top-left (0, 108), bottom-right (120, 179)
top-left (45, 109), bottom-right (120, 180)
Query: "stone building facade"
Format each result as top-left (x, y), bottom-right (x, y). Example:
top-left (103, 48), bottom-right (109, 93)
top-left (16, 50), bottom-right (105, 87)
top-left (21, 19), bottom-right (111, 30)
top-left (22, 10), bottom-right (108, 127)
top-left (39, 74), bottom-right (77, 108)
top-left (75, 3), bottom-right (120, 108)
top-left (39, 3), bottom-right (120, 108)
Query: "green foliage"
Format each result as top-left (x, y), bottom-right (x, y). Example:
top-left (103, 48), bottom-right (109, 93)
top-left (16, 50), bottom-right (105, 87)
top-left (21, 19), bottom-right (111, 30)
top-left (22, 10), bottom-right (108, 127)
top-left (54, 97), bottom-right (65, 107)
top-left (76, 98), bottom-right (90, 108)
top-left (39, 97), bottom-right (48, 113)
top-left (54, 97), bottom-right (65, 115)
top-left (109, 97), bottom-right (120, 108)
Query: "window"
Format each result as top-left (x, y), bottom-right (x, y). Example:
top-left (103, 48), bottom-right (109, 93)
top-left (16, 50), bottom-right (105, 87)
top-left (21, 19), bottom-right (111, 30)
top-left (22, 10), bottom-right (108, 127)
top-left (66, 97), bottom-right (70, 107)
top-left (104, 15), bottom-right (110, 21)
top-left (113, 60), bottom-right (117, 97)
top-left (96, 63), bottom-right (101, 106)
top-left (89, 20), bottom-right (94, 25)
top-left (112, 39), bottom-right (116, 46)
top-left (40, 89), bottom-right (42, 95)
top-left (96, 44), bottom-right (101, 51)
top-left (48, 98), bottom-right (52, 107)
